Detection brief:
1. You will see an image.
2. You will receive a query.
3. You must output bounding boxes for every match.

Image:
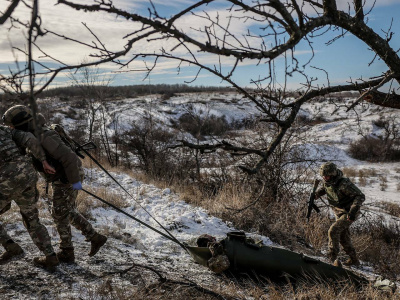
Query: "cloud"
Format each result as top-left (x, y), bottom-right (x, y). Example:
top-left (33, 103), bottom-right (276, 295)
top-left (133, 0), bottom-right (195, 9)
top-left (1, 0), bottom-right (399, 89)
top-left (0, 0), bottom-right (141, 63)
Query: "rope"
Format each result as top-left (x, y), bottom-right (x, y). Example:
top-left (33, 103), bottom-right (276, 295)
top-left (74, 141), bottom-right (185, 249)
top-left (82, 188), bottom-right (188, 251)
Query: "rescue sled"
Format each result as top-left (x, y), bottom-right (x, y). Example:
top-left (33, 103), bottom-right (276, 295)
top-left (186, 231), bottom-right (368, 285)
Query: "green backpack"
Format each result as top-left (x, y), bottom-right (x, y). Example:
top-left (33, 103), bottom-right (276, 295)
top-left (49, 124), bottom-right (78, 153)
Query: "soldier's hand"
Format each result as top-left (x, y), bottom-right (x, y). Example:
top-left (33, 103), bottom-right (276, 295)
top-left (72, 181), bottom-right (82, 190)
top-left (42, 160), bottom-right (56, 174)
top-left (347, 215), bottom-right (354, 223)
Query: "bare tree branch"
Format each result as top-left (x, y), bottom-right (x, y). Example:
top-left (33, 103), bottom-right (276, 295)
top-left (363, 90), bottom-right (400, 109)
top-left (353, 0), bottom-right (364, 21)
top-left (2, 0), bottom-right (400, 177)
top-left (0, 0), bottom-right (21, 25)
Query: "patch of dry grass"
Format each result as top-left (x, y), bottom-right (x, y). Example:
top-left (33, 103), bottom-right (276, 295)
top-left (78, 154), bottom-right (400, 295)
top-left (75, 186), bottom-right (129, 220)
top-left (378, 201), bottom-right (400, 218)
top-left (379, 175), bottom-right (388, 191)
top-left (357, 168), bottom-right (378, 178)
top-left (64, 273), bottom-right (400, 300)
top-left (343, 167), bottom-right (357, 178)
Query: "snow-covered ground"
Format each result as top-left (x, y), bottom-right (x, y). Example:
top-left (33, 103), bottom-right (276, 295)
top-left (1, 93), bottom-right (398, 298)
top-left (0, 166), bottom-right (271, 299)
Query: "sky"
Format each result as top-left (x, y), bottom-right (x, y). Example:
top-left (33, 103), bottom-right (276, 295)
top-left (1, 0), bottom-right (400, 92)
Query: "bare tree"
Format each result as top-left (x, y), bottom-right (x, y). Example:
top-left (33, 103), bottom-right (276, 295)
top-left (1, 0), bottom-right (400, 173)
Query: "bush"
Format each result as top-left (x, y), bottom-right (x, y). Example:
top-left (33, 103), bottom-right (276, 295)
top-left (296, 114), bottom-right (327, 126)
top-left (161, 91), bottom-right (175, 100)
top-left (342, 167), bottom-right (357, 178)
top-left (379, 201), bottom-right (400, 218)
top-left (348, 136), bottom-right (400, 161)
top-left (117, 117), bottom-right (199, 183)
top-left (354, 219), bottom-right (400, 278)
top-left (176, 113), bottom-right (230, 138)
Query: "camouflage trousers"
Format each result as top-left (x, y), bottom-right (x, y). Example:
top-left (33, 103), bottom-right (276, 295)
top-left (328, 213), bottom-right (357, 260)
top-left (0, 161), bottom-right (54, 256)
top-left (51, 181), bottom-right (96, 250)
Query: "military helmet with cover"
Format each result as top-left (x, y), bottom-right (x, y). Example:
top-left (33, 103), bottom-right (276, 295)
top-left (2, 105), bottom-right (33, 127)
top-left (319, 162), bottom-right (338, 178)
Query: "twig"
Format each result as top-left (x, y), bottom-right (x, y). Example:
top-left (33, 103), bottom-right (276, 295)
top-left (102, 262), bottom-right (167, 282)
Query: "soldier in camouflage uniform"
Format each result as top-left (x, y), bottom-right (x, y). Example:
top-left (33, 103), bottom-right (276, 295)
top-left (315, 162), bottom-right (365, 266)
top-left (3, 105), bottom-right (107, 264)
top-left (0, 123), bottom-right (59, 270)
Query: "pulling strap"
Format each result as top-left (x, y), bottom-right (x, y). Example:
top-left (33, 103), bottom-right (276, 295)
top-left (73, 139), bottom-right (184, 249)
top-left (82, 188), bottom-right (187, 251)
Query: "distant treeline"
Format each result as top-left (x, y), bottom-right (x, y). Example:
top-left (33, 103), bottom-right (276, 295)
top-left (35, 84), bottom-right (237, 99)
top-left (0, 84), bottom-right (358, 105)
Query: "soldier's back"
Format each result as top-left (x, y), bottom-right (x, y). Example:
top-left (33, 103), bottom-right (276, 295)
top-left (0, 125), bottom-right (37, 195)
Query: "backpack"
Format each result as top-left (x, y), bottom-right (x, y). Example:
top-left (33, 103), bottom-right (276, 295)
top-left (48, 124), bottom-right (89, 159)
top-left (49, 124), bottom-right (77, 152)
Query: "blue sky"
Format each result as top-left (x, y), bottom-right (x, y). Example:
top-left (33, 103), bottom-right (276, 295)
top-left (1, 0), bottom-right (400, 91)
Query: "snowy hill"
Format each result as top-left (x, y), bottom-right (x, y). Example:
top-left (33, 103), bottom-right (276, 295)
top-left (1, 93), bottom-right (399, 298)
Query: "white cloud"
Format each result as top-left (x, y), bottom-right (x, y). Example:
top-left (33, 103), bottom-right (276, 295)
top-left (0, 0), bottom-right (141, 64)
top-left (1, 0), bottom-right (399, 88)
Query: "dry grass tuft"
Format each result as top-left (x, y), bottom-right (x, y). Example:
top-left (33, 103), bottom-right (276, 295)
top-left (71, 274), bottom-right (400, 300)
top-left (343, 167), bottom-right (357, 178)
top-left (379, 175), bottom-right (388, 191)
top-left (378, 201), bottom-right (400, 218)
top-left (75, 186), bottom-right (129, 220)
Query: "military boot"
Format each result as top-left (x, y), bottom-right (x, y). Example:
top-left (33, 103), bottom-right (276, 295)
top-left (56, 248), bottom-right (75, 263)
top-left (343, 257), bottom-right (360, 266)
top-left (89, 233), bottom-right (107, 257)
top-left (0, 242), bottom-right (24, 264)
top-left (333, 259), bottom-right (342, 268)
top-left (327, 250), bottom-right (337, 263)
top-left (33, 253), bottom-right (59, 272)
top-left (344, 250), bottom-right (360, 266)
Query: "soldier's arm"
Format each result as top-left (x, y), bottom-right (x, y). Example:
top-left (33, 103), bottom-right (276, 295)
top-left (41, 131), bottom-right (81, 184)
top-left (315, 186), bottom-right (326, 199)
top-left (12, 129), bottom-right (56, 174)
top-left (341, 181), bottom-right (365, 220)
top-left (12, 129), bottom-right (46, 161)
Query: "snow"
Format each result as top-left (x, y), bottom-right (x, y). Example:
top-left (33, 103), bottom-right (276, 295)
top-left (1, 93), bottom-right (399, 298)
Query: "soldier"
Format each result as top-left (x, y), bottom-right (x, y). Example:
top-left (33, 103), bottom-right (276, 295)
top-left (315, 162), bottom-right (365, 266)
top-left (0, 123), bottom-right (59, 270)
top-left (3, 105), bottom-right (107, 264)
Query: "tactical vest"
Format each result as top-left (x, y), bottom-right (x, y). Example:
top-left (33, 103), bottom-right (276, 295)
top-left (30, 126), bottom-right (70, 184)
top-left (324, 177), bottom-right (355, 210)
top-left (0, 126), bottom-right (22, 165)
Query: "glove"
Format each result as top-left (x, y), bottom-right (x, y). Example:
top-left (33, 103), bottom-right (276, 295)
top-left (72, 181), bottom-right (82, 190)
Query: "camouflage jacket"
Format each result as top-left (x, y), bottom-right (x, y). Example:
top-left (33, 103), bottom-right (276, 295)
top-left (0, 125), bottom-right (45, 194)
top-left (33, 126), bottom-right (82, 184)
top-left (316, 171), bottom-right (365, 217)
top-left (0, 125), bottom-right (46, 164)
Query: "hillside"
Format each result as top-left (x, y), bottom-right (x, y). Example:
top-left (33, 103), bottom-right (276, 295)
top-left (1, 93), bottom-right (399, 299)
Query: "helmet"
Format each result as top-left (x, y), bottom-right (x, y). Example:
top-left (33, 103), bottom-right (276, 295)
top-left (2, 105), bottom-right (33, 127)
top-left (319, 162), bottom-right (338, 177)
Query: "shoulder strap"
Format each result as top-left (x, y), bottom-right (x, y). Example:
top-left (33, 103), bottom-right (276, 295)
top-left (49, 124), bottom-right (76, 150)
